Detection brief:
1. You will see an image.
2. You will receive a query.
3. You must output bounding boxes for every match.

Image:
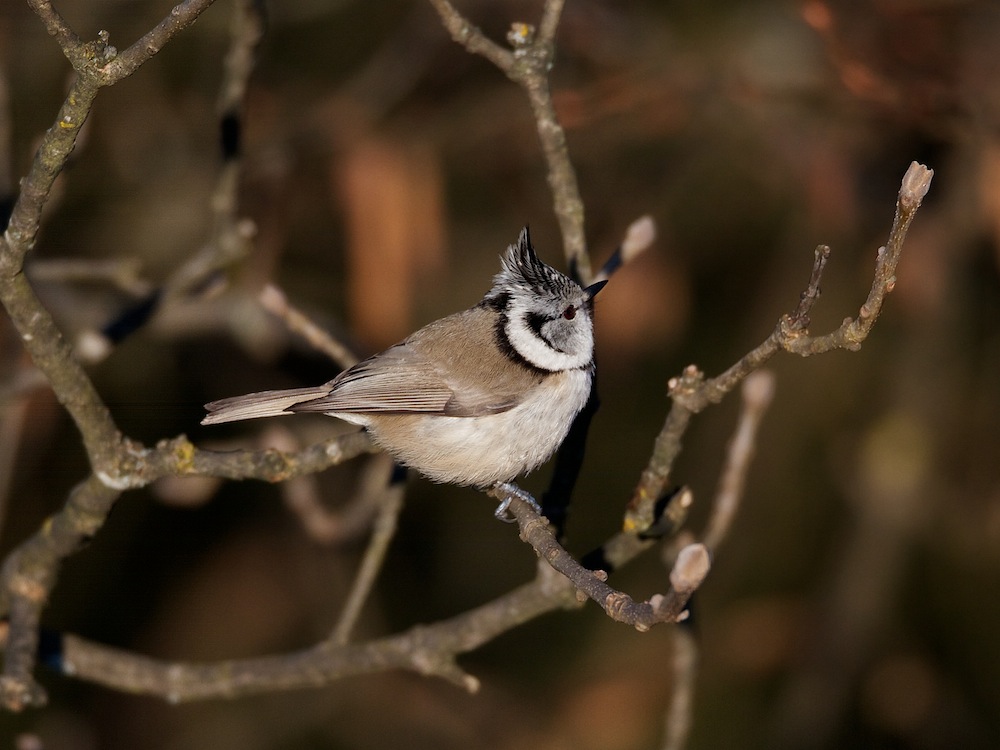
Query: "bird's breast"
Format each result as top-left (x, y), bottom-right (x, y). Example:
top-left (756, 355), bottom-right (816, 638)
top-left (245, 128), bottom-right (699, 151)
top-left (355, 367), bottom-right (592, 486)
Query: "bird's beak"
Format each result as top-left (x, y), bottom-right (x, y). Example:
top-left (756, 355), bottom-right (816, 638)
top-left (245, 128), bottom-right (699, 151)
top-left (584, 279), bottom-right (608, 300)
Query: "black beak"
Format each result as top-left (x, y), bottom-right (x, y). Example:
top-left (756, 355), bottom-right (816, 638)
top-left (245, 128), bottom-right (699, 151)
top-left (584, 279), bottom-right (608, 300)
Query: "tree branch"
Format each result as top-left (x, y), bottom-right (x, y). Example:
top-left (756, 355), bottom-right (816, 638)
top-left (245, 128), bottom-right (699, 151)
top-left (0, 0), bottom-right (936, 728)
top-left (98, 0), bottom-right (220, 84)
top-left (491, 488), bottom-right (710, 631)
top-left (625, 163), bottom-right (933, 532)
top-left (427, 0), bottom-right (591, 281)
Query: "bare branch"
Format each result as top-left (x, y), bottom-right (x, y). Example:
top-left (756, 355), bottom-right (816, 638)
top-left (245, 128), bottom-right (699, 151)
top-left (493, 489), bottom-right (710, 630)
top-left (662, 628), bottom-right (698, 750)
top-left (425, 0), bottom-right (512, 70)
top-left (8, 487), bottom-right (704, 704)
top-left (427, 0), bottom-right (591, 280)
top-left (625, 163), bottom-right (933, 532)
top-left (0, 475), bottom-right (121, 709)
top-left (702, 370), bottom-right (776, 552)
top-left (2, 77), bottom-right (100, 272)
top-left (30, 556), bottom-right (583, 703)
top-left (537, 0), bottom-right (566, 46)
top-left (24, 1), bottom-right (83, 66)
top-left (593, 215), bottom-right (657, 283)
top-left (218, 0), bottom-right (264, 115)
top-left (788, 245), bottom-right (831, 330)
top-left (330, 456), bottom-right (405, 645)
top-left (259, 285), bottom-right (359, 369)
top-left (163, 0), bottom-right (262, 298)
top-left (98, 0), bottom-right (220, 84)
top-left (26, 258), bottom-right (153, 297)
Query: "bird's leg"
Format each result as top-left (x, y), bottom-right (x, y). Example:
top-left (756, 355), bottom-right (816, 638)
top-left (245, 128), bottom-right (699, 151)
top-left (491, 482), bottom-right (542, 522)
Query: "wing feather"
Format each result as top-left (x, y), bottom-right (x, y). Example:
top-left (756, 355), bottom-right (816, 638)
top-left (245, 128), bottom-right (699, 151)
top-left (291, 338), bottom-right (520, 417)
top-left (205, 309), bottom-right (530, 424)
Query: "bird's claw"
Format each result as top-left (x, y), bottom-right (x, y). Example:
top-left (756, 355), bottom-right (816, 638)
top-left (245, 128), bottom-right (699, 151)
top-left (492, 482), bottom-right (542, 522)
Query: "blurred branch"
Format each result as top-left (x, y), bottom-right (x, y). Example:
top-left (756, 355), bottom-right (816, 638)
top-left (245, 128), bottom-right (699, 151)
top-left (427, 0), bottom-right (591, 282)
top-left (75, 0), bottom-right (265, 363)
top-left (259, 284), bottom-right (359, 370)
top-left (330, 455), bottom-right (405, 645)
top-left (27, 258), bottom-right (153, 297)
top-left (592, 215), bottom-right (657, 284)
top-left (164, 0), bottom-right (263, 298)
top-left (264, 426), bottom-right (386, 545)
top-left (626, 162), bottom-right (934, 532)
top-left (662, 628), bottom-right (698, 750)
top-left (702, 370), bottom-right (776, 553)
top-left (0, 52), bottom-right (12, 204)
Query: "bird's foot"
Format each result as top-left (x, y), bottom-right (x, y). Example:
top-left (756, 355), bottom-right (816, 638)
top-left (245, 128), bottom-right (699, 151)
top-left (492, 482), bottom-right (542, 522)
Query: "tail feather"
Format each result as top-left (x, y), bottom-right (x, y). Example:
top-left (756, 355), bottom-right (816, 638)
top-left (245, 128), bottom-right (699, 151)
top-left (202, 385), bottom-right (332, 425)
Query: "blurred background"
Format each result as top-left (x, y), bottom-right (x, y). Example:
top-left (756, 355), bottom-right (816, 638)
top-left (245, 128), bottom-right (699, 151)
top-left (2, 0), bottom-right (1000, 748)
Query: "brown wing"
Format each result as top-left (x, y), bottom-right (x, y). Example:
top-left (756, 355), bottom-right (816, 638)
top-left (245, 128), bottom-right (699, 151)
top-left (290, 346), bottom-right (454, 414)
top-left (289, 312), bottom-right (526, 417)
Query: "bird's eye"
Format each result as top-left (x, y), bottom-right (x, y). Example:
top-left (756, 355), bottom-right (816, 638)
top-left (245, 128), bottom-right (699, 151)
top-left (562, 305), bottom-right (576, 320)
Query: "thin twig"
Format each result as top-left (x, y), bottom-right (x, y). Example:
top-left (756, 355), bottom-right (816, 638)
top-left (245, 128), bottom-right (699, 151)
top-left (625, 163), bottom-right (933, 532)
top-left (425, 0), bottom-right (512, 70)
top-left (26, 258), bottom-right (153, 297)
top-left (662, 628), bottom-right (698, 750)
top-left (331, 455), bottom-right (405, 645)
top-left (787, 245), bottom-right (831, 330)
top-left (163, 0), bottom-right (263, 300)
top-left (24, 1), bottom-right (82, 67)
top-left (98, 0), bottom-right (220, 85)
top-left (593, 215), bottom-right (657, 284)
top-left (492, 488), bottom-right (710, 631)
top-left (702, 370), bottom-right (776, 553)
top-left (427, 0), bottom-right (591, 281)
top-left (258, 285), bottom-right (359, 370)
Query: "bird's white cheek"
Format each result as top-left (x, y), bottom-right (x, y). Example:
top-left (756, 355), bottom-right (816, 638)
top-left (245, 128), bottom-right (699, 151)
top-left (506, 316), bottom-right (592, 371)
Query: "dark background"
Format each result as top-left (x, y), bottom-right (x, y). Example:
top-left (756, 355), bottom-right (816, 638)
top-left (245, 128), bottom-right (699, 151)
top-left (2, 0), bottom-right (999, 748)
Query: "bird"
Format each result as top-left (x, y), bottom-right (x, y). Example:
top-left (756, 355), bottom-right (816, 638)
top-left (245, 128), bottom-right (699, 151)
top-left (202, 227), bottom-right (606, 517)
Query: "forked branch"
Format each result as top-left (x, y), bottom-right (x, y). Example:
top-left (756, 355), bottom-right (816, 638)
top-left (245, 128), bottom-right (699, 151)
top-left (626, 162), bottom-right (933, 532)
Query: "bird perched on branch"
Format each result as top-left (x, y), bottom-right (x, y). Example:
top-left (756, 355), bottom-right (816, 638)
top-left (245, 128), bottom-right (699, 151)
top-left (203, 228), bottom-right (606, 517)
